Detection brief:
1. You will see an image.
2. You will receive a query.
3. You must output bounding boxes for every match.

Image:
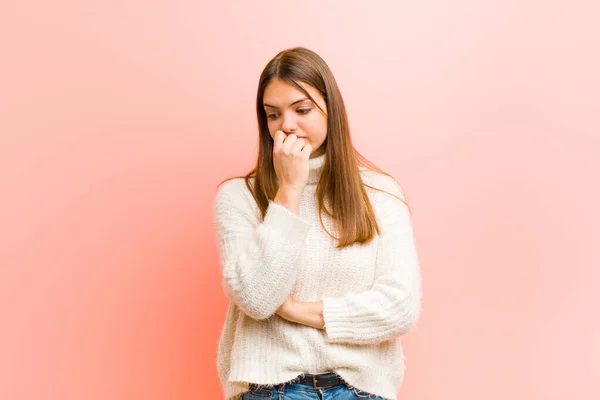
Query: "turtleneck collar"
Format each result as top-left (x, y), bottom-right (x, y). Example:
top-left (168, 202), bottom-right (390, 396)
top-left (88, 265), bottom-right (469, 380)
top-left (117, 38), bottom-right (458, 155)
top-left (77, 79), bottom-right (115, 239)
top-left (307, 152), bottom-right (326, 184)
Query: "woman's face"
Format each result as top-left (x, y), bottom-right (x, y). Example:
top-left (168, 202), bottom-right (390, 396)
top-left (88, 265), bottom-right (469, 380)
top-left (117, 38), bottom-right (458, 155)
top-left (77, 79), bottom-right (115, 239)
top-left (262, 78), bottom-right (328, 158)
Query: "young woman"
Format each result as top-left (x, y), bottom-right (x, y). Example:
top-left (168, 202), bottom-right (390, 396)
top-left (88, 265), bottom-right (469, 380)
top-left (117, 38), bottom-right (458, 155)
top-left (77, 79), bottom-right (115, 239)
top-left (214, 47), bottom-right (422, 400)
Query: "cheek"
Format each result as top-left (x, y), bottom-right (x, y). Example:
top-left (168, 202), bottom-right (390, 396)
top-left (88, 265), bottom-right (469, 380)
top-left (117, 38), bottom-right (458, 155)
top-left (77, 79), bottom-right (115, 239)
top-left (266, 121), bottom-right (277, 136)
top-left (314, 115), bottom-right (328, 138)
top-left (304, 114), bottom-right (327, 134)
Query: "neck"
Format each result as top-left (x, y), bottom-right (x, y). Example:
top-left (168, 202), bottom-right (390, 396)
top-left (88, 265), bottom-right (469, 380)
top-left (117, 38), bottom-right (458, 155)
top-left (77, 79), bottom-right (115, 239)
top-left (307, 152), bottom-right (326, 184)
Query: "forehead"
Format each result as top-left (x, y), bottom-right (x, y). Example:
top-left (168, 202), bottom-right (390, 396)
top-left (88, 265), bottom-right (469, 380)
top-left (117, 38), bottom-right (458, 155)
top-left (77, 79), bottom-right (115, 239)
top-left (263, 79), bottom-right (321, 105)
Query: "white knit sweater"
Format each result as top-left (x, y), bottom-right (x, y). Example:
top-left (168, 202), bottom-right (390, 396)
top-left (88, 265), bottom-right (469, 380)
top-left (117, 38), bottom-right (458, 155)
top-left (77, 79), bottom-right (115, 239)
top-left (213, 153), bottom-right (422, 400)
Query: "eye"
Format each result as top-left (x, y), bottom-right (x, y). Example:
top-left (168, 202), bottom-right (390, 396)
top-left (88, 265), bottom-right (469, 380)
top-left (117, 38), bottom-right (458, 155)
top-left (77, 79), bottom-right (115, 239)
top-left (266, 113), bottom-right (279, 120)
top-left (297, 108), bottom-right (312, 115)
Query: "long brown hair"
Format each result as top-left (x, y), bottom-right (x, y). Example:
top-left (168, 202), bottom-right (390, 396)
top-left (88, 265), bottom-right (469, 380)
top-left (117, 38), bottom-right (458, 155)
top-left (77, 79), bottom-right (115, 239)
top-left (218, 47), bottom-right (410, 248)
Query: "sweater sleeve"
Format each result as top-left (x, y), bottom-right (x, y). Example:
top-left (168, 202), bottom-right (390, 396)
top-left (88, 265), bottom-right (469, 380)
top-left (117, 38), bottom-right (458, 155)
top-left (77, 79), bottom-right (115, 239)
top-left (214, 179), bottom-right (311, 320)
top-left (322, 177), bottom-right (422, 344)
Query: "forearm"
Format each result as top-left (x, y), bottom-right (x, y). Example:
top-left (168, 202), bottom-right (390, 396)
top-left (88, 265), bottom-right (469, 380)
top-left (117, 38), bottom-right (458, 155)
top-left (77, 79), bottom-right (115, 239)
top-left (322, 288), bottom-right (420, 344)
top-left (285, 300), bottom-right (325, 330)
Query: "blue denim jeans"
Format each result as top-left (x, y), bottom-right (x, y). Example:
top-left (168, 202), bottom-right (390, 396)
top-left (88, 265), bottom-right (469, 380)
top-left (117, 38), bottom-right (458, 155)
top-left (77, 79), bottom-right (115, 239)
top-left (240, 373), bottom-right (388, 400)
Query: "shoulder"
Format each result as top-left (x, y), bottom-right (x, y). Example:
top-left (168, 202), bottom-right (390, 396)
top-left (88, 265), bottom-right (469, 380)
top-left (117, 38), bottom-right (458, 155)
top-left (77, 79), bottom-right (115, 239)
top-left (359, 168), bottom-right (412, 229)
top-left (215, 177), bottom-right (250, 201)
top-left (214, 177), bottom-right (259, 216)
top-left (359, 168), bottom-right (407, 203)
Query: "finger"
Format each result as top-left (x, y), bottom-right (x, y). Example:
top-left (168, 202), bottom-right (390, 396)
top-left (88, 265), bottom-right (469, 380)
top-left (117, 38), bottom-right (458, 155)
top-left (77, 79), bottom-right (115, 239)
top-left (282, 133), bottom-right (298, 154)
top-left (273, 130), bottom-right (285, 152)
top-left (300, 143), bottom-right (313, 158)
top-left (290, 137), bottom-right (306, 155)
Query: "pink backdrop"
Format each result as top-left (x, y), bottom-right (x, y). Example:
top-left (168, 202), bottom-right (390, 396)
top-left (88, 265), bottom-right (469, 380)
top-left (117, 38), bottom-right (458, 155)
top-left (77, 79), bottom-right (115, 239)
top-left (1, 1), bottom-right (598, 399)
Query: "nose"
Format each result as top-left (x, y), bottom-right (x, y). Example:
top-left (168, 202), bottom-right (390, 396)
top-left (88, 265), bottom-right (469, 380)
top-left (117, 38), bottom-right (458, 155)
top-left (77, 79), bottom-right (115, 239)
top-left (280, 111), bottom-right (298, 134)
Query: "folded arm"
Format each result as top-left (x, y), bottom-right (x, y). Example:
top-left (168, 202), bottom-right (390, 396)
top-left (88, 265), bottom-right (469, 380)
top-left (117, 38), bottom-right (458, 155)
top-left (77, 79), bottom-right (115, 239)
top-left (321, 180), bottom-right (422, 345)
top-left (214, 180), bottom-right (311, 320)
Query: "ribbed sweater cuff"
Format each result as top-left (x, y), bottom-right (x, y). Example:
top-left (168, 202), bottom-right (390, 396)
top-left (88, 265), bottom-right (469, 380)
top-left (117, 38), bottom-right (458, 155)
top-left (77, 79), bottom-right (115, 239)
top-left (264, 200), bottom-right (311, 237)
top-left (321, 297), bottom-right (355, 342)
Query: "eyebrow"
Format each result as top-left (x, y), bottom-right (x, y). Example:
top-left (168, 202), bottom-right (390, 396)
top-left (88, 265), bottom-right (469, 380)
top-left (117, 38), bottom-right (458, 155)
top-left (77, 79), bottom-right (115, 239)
top-left (263, 98), bottom-right (310, 109)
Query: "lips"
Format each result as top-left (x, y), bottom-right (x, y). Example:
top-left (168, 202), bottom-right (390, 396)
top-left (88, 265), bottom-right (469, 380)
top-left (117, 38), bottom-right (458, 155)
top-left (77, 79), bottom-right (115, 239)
top-left (285, 134), bottom-right (307, 139)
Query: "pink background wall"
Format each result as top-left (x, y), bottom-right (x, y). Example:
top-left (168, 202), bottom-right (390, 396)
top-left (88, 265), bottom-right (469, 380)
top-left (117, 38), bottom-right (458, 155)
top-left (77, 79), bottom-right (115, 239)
top-left (1, 1), bottom-right (598, 399)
